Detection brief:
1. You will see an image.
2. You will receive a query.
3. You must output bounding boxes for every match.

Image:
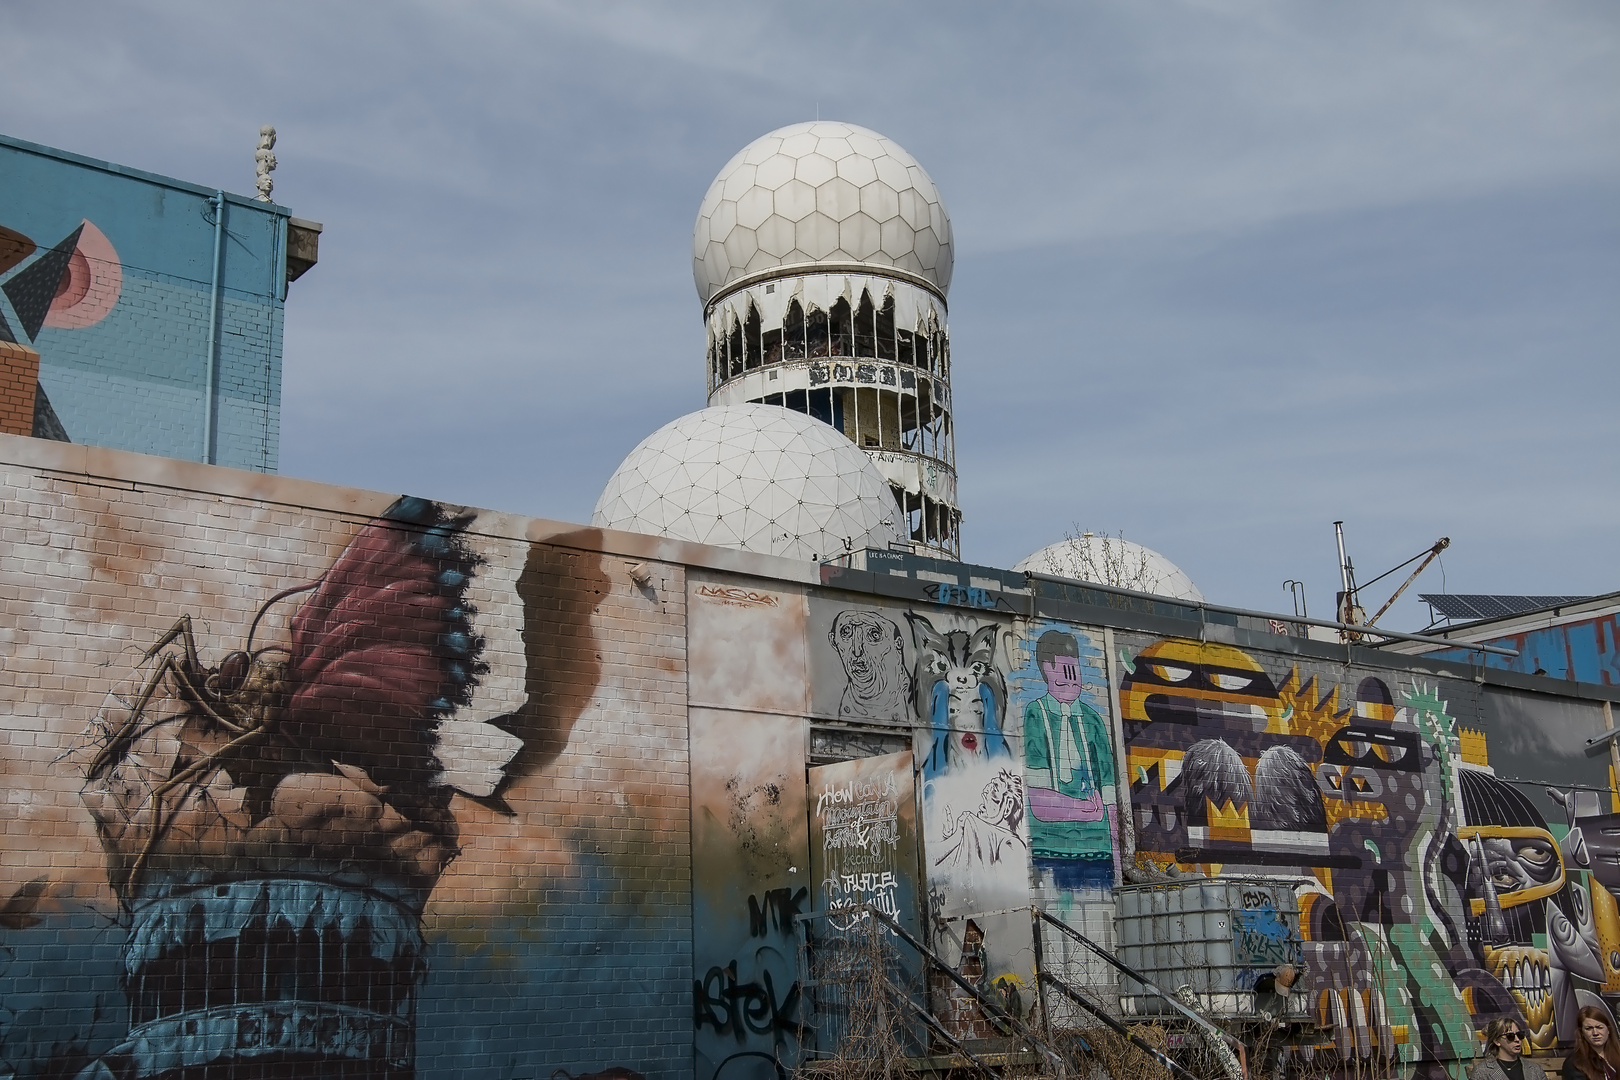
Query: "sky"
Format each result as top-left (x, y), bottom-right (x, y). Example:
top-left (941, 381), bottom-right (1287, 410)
top-left (3, 0), bottom-right (1617, 632)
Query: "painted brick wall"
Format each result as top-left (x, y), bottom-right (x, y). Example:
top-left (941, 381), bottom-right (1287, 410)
top-left (35, 273), bottom-right (284, 468)
top-left (12, 433), bottom-right (1620, 1080)
top-left (0, 440), bottom-right (694, 1080)
top-left (0, 341), bottom-right (38, 435)
top-left (1, 134), bottom-right (288, 471)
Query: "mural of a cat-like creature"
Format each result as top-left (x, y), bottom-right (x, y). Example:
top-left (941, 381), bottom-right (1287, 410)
top-left (906, 612), bottom-right (1008, 777)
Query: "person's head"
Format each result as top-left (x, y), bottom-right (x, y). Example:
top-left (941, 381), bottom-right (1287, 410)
top-left (1572, 1006), bottom-right (1620, 1079)
top-left (1483, 1017), bottom-right (1525, 1061)
top-left (1035, 630), bottom-right (1084, 704)
top-left (977, 768), bottom-right (1024, 831)
top-left (1581, 1007), bottom-right (1617, 1052)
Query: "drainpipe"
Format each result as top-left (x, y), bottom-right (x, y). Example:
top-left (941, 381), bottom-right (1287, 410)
top-left (202, 190), bottom-right (225, 464)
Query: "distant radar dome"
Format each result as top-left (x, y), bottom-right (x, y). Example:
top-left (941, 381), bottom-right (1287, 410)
top-left (592, 404), bottom-right (903, 560)
top-left (692, 121), bottom-right (953, 305)
top-left (1014, 534), bottom-right (1205, 603)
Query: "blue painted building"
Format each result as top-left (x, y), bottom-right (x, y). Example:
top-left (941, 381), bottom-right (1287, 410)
top-left (1397, 591), bottom-right (1620, 687)
top-left (0, 133), bottom-right (318, 471)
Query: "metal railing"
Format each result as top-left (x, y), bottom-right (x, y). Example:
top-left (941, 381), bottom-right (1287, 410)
top-left (797, 903), bottom-right (1074, 1077)
top-left (793, 902), bottom-right (1261, 1080)
top-left (1033, 908), bottom-right (1240, 1080)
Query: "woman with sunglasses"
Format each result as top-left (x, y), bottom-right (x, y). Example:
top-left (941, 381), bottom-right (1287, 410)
top-left (1564, 1007), bottom-right (1620, 1080)
top-left (1471, 1019), bottom-right (1546, 1080)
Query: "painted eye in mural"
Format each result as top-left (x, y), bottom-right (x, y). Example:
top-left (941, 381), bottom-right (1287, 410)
top-left (866, 626), bottom-right (883, 643)
top-left (212, 650), bottom-right (252, 694)
top-left (839, 624), bottom-right (853, 639)
top-left (1516, 841), bottom-right (1556, 869)
top-left (929, 657), bottom-right (949, 676)
top-left (1152, 664), bottom-right (1193, 683)
top-left (971, 662), bottom-right (987, 679)
top-left (1343, 739), bottom-right (1372, 759)
top-left (1209, 673), bottom-right (1253, 691)
top-left (1369, 743), bottom-right (1407, 764)
top-left (1492, 870), bottom-right (1524, 891)
top-left (1326, 772), bottom-right (1344, 790)
top-left (1351, 776), bottom-right (1371, 794)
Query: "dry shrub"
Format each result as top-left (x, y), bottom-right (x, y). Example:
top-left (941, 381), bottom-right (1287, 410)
top-left (1057, 1024), bottom-right (1172, 1080)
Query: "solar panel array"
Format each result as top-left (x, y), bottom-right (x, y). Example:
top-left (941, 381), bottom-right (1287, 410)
top-left (1419, 594), bottom-right (1592, 622)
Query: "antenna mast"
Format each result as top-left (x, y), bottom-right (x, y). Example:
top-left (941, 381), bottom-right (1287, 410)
top-left (1333, 521), bottom-right (1364, 629)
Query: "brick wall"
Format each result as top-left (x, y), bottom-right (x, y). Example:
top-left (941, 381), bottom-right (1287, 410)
top-left (2, 135), bottom-right (288, 471)
top-left (0, 341), bottom-right (38, 436)
top-left (0, 437), bottom-right (699, 1080)
top-left (12, 433), bottom-right (1620, 1079)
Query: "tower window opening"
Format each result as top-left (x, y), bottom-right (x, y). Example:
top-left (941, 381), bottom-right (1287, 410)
top-left (762, 327), bottom-right (782, 366)
top-left (784, 300), bottom-right (805, 360)
top-left (854, 290), bottom-right (876, 359)
top-left (807, 306), bottom-right (829, 358)
top-left (727, 314), bottom-right (743, 380)
top-left (833, 387), bottom-right (854, 439)
top-left (744, 302), bottom-right (763, 370)
top-left (896, 328), bottom-right (915, 367)
top-left (900, 490), bottom-right (923, 545)
top-left (829, 297), bottom-right (853, 358)
top-left (804, 387), bottom-right (833, 428)
top-left (876, 296), bottom-right (897, 362)
top-left (846, 387), bottom-right (902, 452)
top-left (920, 498), bottom-right (944, 547)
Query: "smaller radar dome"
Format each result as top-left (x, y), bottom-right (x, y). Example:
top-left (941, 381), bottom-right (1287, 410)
top-left (1014, 534), bottom-right (1205, 603)
top-left (692, 121), bottom-right (953, 305)
top-left (592, 404), bottom-right (903, 560)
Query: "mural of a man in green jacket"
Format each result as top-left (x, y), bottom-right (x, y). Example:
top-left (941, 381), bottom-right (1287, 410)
top-left (1023, 629), bottom-right (1117, 888)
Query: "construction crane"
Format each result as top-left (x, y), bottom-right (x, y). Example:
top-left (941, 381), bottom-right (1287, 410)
top-left (1334, 521), bottom-right (1450, 631)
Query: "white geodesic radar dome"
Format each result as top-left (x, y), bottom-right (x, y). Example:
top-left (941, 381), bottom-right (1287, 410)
top-left (693, 121), bottom-right (953, 305)
top-left (592, 404), bottom-right (903, 560)
top-left (1014, 534), bottom-right (1206, 603)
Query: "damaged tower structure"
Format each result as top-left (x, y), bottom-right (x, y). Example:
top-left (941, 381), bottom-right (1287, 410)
top-left (692, 122), bottom-right (961, 557)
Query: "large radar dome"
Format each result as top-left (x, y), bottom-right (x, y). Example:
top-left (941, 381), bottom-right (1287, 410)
top-left (1014, 534), bottom-right (1206, 603)
top-left (592, 404), bottom-right (903, 560)
top-left (692, 121), bottom-right (953, 306)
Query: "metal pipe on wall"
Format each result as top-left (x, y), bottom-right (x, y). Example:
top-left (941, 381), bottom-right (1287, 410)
top-left (201, 190), bottom-right (225, 465)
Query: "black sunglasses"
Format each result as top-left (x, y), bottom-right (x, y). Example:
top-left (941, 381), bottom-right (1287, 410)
top-left (1502, 1032), bottom-right (1524, 1042)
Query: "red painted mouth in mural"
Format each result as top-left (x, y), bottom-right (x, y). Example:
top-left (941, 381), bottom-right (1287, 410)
top-left (961, 734), bottom-right (978, 751)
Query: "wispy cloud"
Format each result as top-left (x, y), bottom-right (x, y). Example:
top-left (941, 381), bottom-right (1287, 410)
top-left (1, 0), bottom-right (1615, 627)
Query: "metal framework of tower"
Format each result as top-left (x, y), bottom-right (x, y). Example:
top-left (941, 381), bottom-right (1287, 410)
top-left (703, 263), bottom-right (960, 558)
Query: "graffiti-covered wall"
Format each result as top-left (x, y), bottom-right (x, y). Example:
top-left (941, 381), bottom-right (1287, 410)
top-left (5, 433), bottom-right (1620, 1079)
top-left (1116, 630), bottom-right (1620, 1068)
top-left (0, 441), bottom-right (692, 1079)
top-left (1, 133), bottom-right (295, 469)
